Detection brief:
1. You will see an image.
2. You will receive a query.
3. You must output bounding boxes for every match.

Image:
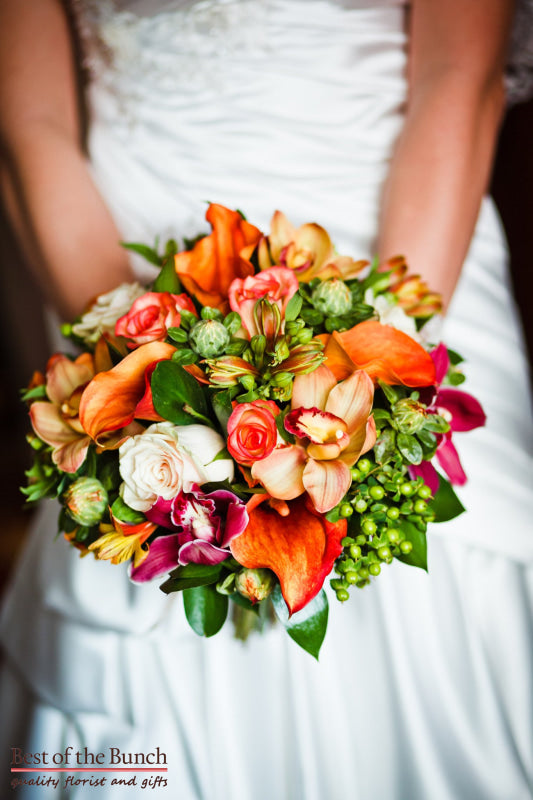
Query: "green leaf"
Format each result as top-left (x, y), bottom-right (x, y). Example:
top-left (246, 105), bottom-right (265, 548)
top-left (152, 257), bottom-right (182, 293)
top-left (271, 585), bottom-right (329, 660)
top-left (378, 380), bottom-right (402, 406)
top-left (223, 312), bottom-right (242, 336)
top-left (396, 432), bottom-right (424, 465)
top-left (20, 384), bottom-right (48, 402)
top-left (430, 474), bottom-right (465, 522)
top-left (397, 520), bottom-right (428, 571)
top-left (111, 496), bottom-right (146, 524)
top-left (183, 585), bottom-right (229, 637)
top-left (211, 390), bottom-right (233, 434)
top-left (167, 327), bottom-right (189, 344)
top-left (121, 241), bottom-right (162, 266)
top-left (424, 415), bottom-right (450, 433)
top-left (285, 292), bottom-right (303, 322)
top-left (374, 427), bottom-right (396, 465)
top-left (151, 360), bottom-right (209, 424)
top-left (448, 372), bottom-right (466, 386)
top-left (446, 348), bottom-right (464, 366)
top-left (160, 563), bottom-right (223, 593)
top-left (171, 349), bottom-right (198, 366)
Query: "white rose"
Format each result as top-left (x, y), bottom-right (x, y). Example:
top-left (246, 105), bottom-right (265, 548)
top-left (72, 282), bottom-right (146, 345)
top-left (118, 421), bottom-right (234, 512)
top-left (364, 289), bottom-right (420, 341)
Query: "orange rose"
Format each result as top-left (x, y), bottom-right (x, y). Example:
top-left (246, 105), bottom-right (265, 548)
top-left (227, 400), bottom-right (280, 467)
top-left (115, 291), bottom-right (196, 347)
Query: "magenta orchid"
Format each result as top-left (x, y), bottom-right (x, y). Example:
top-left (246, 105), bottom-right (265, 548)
top-left (410, 343), bottom-right (486, 491)
top-left (129, 486), bottom-right (249, 581)
top-left (251, 365), bottom-right (376, 513)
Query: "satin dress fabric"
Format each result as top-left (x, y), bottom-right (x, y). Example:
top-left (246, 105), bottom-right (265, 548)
top-left (1, 1), bottom-right (532, 798)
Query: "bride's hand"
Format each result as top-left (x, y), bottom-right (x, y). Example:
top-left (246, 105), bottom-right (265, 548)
top-left (0, 0), bottom-right (133, 320)
top-left (378, 0), bottom-right (515, 310)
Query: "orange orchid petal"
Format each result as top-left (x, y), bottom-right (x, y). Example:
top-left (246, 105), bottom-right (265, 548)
top-left (302, 458), bottom-right (352, 513)
top-left (268, 210), bottom-right (297, 263)
top-left (317, 332), bottom-right (358, 381)
top-left (230, 495), bottom-right (346, 614)
top-left (324, 322), bottom-right (436, 386)
top-left (46, 353), bottom-right (94, 405)
top-left (324, 369), bottom-right (374, 434)
top-left (291, 365), bottom-right (337, 411)
top-left (174, 204), bottom-right (262, 310)
top-left (251, 445), bottom-right (307, 500)
top-left (79, 341), bottom-right (175, 442)
top-left (30, 402), bottom-right (80, 447)
top-left (52, 436), bottom-right (91, 474)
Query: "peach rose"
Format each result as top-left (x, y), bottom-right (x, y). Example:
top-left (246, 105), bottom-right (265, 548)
top-left (228, 266), bottom-right (298, 339)
top-left (115, 291), bottom-right (196, 347)
top-left (227, 399), bottom-right (280, 467)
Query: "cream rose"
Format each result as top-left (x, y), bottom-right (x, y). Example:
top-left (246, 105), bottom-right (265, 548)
top-left (72, 282), bottom-right (146, 345)
top-left (118, 421), bottom-right (233, 512)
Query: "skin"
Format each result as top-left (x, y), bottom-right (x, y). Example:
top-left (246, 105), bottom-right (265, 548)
top-left (0, 0), bottom-right (516, 317)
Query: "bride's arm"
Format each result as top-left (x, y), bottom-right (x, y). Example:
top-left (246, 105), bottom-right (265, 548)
top-left (378, 0), bottom-right (515, 309)
top-left (0, 0), bottom-right (133, 319)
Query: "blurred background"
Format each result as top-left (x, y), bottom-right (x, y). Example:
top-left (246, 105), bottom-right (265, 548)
top-left (0, 96), bottom-right (532, 599)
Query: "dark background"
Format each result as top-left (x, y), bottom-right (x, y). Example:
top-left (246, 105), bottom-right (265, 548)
top-left (0, 97), bottom-right (532, 595)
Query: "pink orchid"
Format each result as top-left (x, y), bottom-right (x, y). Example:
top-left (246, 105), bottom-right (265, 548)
top-left (130, 486), bottom-right (249, 581)
top-left (251, 365), bottom-right (376, 513)
top-left (410, 343), bottom-right (486, 491)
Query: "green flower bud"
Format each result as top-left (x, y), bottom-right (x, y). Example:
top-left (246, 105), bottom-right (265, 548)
top-left (311, 278), bottom-right (352, 316)
top-left (235, 568), bottom-right (275, 604)
top-left (189, 319), bottom-right (230, 358)
top-left (64, 477), bottom-right (108, 527)
top-left (393, 398), bottom-right (428, 434)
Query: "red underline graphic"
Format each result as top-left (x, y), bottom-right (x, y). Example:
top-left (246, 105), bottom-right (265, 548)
top-left (11, 768), bottom-right (168, 773)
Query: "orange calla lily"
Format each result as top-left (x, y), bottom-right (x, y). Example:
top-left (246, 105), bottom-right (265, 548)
top-left (320, 321), bottom-right (436, 386)
top-left (79, 341), bottom-right (176, 443)
top-left (230, 495), bottom-right (346, 615)
top-left (174, 204), bottom-right (262, 310)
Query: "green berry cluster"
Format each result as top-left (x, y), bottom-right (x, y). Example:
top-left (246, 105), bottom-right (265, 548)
top-left (330, 458), bottom-right (434, 601)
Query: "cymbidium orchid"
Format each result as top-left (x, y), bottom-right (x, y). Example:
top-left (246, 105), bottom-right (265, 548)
top-left (130, 486), bottom-right (248, 579)
top-left (258, 211), bottom-right (367, 282)
top-left (250, 366), bottom-right (376, 513)
top-left (30, 352), bottom-right (99, 473)
top-left (410, 343), bottom-right (486, 491)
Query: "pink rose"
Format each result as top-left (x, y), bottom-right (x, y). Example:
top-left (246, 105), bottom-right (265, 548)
top-left (115, 292), bottom-right (197, 347)
top-left (228, 267), bottom-right (298, 338)
top-left (227, 399), bottom-right (280, 467)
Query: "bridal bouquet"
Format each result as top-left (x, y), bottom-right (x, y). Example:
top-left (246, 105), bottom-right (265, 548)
top-left (22, 204), bottom-right (485, 656)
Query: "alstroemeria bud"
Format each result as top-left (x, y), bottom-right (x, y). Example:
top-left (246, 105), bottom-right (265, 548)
top-left (64, 476), bottom-right (108, 526)
top-left (389, 275), bottom-right (442, 318)
top-left (311, 278), bottom-right (352, 316)
top-left (235, 568), bottom-right (276, 604)
top-left (274, 341), bottom-right (324, 375)
top-left (206, 357), bottom-right (261, 387)
top-left (190, 319), bottom-right (231, 358)
top-left (393, 398), bottom-right (428, 434)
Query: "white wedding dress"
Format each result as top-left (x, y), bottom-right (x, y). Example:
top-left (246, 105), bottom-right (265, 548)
top-left (1, 1), bottom-right (533, 798)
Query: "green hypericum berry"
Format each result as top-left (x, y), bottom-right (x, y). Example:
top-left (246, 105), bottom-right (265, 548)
top-left (362, 519), bottom-right (377, 536)
top-left (354, 498), bottom-right (368, 513)
top-left (378, 546), bottom-right (392, 561)
top-left (369, 485), bottom-right (385, 501)
top-left (400, 540), bottom-right (413, 554)
top-left (386, 507), bottom-right (400, 520)
top-left (64, 477), bottom-right (108, 527)
top-left (345, 571), bottom-right (359, 585)
top-left (350, 468), bottom-right (362, 482)
top-left (369, 563), bottom-right (381, 577)
top-left (418, 484), bottom-right (432, 499)
top-left (400, 482), bottom-right (415, 496)
top-left (311, 278), bottom-right (352, 316)
top-left (355, 534), bottom-right (367, 545)
top-left (336, 588), bottom-right (350, 602)
top-left (387, 528), bottom-right (400, 544)
top-left (413, 499), bottom-right (428, 514)
top-left (340, 503), bottom-right (353, 518)
top-left (349, 544), bottom-right (362, 559)
top-left (358, 567), bottom-right (369, 580)
top-left (357, 458), bottom-right (373, 474)
top-left (189, 318), bottom-right (230, 357)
